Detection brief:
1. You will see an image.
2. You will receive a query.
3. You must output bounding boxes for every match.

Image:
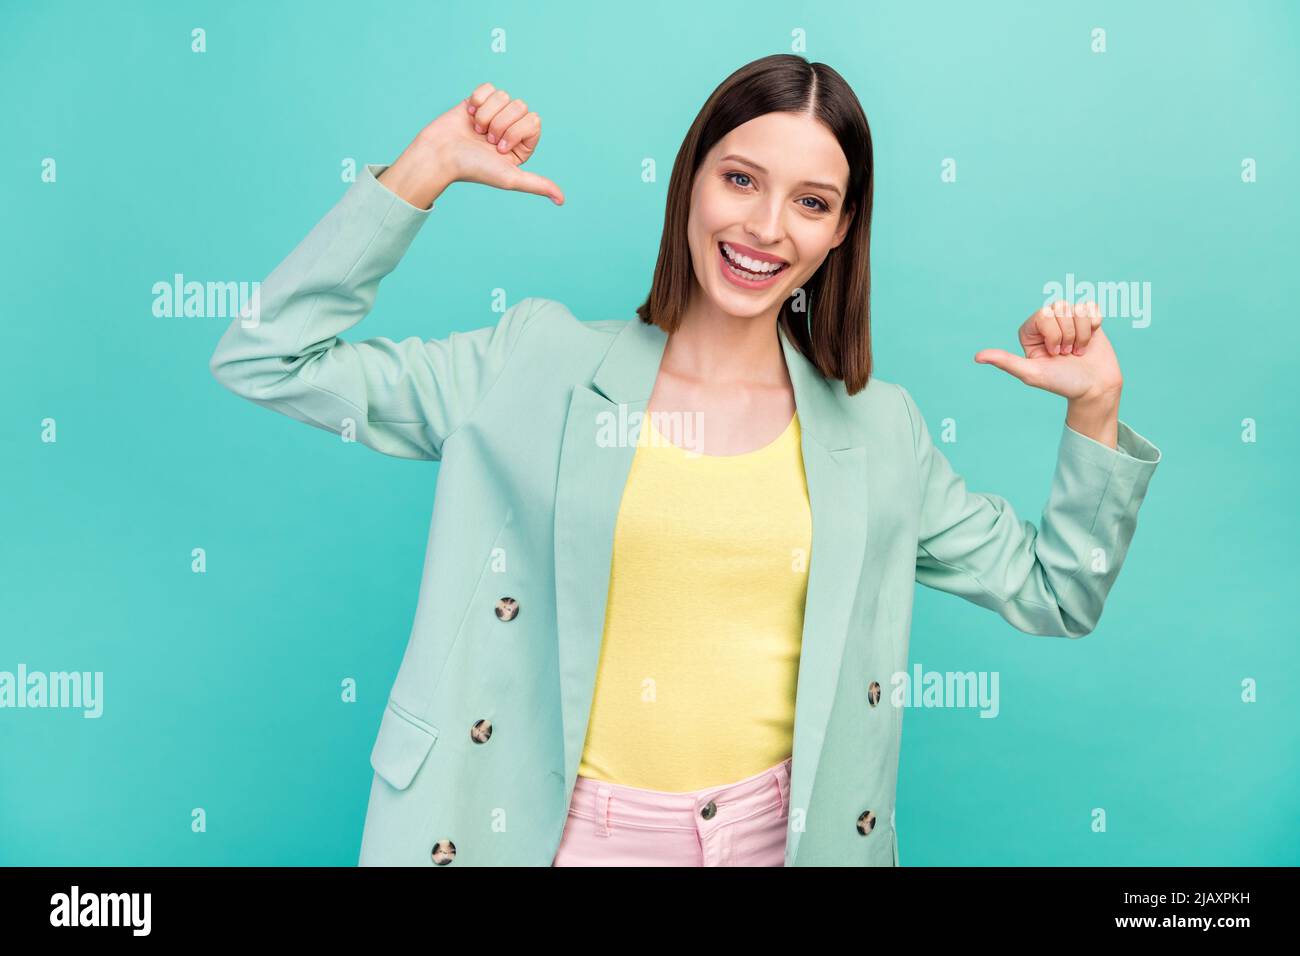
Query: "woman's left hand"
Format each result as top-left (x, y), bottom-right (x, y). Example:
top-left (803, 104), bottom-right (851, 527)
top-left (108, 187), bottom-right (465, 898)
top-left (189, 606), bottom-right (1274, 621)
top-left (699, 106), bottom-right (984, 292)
top-left (974, 300), bottom-right (1124, 402)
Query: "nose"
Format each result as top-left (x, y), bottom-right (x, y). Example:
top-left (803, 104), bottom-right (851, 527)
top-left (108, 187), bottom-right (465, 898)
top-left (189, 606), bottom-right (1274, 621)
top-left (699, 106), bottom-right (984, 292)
top-left (745, 198), bottom-right (784, 248)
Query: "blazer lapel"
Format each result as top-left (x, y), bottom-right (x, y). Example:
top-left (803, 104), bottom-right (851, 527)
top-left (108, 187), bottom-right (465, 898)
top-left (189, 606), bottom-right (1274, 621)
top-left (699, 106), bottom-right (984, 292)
top-left (552, 317), bottom-right (869, 866)
top-left (553, 318), bottom-right (664, 803)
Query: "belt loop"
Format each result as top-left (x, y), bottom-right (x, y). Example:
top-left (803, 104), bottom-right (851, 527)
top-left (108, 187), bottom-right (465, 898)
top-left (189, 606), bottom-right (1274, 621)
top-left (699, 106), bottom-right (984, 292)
top-left (595, 785), bottom-right (612, 837)
top-left (775, 762), bottom-right (790, 817)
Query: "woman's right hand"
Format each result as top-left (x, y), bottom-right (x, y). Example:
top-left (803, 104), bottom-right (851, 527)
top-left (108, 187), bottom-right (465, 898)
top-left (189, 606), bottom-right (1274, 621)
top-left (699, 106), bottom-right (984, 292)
top-left (380, 84), bottom-right (565, 209)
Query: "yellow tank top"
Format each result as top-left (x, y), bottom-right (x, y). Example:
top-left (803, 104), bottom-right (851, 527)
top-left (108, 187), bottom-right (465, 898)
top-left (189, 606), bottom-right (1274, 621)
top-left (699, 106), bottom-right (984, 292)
top-left (576, 408), bottom-right (812, 792)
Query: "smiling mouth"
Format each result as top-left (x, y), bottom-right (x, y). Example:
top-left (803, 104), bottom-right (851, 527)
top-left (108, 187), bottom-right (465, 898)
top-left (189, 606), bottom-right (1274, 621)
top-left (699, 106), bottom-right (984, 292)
top-left (717, 242), bottom-right (790, 281)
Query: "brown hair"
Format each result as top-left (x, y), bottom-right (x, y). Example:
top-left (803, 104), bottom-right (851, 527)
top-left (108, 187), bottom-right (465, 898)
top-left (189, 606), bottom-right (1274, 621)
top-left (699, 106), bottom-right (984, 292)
top-left (635, 54), bottom-right (876, 395)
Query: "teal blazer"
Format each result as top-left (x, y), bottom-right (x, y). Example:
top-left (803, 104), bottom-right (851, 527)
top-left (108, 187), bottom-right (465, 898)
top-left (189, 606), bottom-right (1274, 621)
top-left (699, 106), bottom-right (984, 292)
top-left (209, 164), bottom-right (1162, 867)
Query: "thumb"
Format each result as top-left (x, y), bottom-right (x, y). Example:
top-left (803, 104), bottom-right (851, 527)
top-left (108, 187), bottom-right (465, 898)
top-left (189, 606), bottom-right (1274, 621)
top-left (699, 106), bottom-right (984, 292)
top-left (974, 348), bottom-right (1036, 383)
top-left (506, 168), bottom-right (565, 205)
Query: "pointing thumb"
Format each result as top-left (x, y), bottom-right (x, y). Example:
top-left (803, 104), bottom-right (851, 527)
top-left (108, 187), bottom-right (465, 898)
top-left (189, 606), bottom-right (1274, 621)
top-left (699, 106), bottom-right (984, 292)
top-left (507, 168), bottom-right (565, 205)
top-left (974, 348), bottom-right (1034, 383)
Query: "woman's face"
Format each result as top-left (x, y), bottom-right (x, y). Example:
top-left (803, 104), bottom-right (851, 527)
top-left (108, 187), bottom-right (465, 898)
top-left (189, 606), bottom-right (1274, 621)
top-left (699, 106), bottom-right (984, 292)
top-left (686, 111), bottom-right (854, 321)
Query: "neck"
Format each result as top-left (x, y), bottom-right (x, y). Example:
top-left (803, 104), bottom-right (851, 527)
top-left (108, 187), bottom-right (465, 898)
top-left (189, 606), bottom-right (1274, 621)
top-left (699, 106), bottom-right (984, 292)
top-left (665, 290), bottom-right (788, 388)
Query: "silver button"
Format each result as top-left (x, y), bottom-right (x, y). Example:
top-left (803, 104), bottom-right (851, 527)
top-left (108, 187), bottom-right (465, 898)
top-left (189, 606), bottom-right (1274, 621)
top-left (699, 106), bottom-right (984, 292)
top-left (867, 681), bottom-right (881, 707)
top-left (495, 597), bottom-right (519, 621)
top-left (700, 800), bottom-right (717, 820)
top-left (856, 810), bottom-right (877, 835)
top-left (431, 839), bottom-right (456, 864)
top-left (471, 719), bottom-right (493, 744)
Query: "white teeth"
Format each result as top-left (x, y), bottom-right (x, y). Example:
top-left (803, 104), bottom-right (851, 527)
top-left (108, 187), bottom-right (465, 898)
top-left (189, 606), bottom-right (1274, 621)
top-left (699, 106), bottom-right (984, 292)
top-left (722, 243), bottom-right (785, 274)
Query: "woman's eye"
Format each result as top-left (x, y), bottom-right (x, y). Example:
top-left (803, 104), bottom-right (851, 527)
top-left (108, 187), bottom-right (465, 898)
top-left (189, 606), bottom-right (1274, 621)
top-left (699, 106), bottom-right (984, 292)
top-left (724, 172), bottom-right (830, 213)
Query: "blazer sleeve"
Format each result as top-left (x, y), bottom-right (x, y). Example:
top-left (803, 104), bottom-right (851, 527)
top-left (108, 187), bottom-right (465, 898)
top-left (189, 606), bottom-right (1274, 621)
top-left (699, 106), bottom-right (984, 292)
top-left (208, 162), bottom-right (541, 462)
top-left (897, 383), bottom-right (1162, 638)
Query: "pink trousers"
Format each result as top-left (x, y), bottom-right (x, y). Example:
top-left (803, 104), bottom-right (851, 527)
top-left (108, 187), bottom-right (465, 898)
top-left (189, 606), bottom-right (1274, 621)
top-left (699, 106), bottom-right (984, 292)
top-left (551, 755), bottom-right (792, 866)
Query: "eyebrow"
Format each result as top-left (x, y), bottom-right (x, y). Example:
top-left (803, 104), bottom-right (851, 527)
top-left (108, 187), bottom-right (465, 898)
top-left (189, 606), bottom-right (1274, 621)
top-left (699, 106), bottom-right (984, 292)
top-left (719, 154), bottom-right (843, 198)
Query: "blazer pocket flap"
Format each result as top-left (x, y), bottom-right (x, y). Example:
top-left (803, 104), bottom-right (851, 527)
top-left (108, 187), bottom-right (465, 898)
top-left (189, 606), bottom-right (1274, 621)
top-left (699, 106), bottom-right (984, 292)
top-left (370, 699), bottom-right (439, 791)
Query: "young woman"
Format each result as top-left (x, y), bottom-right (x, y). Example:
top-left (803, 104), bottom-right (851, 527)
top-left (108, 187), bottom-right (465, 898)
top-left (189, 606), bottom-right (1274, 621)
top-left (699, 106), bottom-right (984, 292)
top-left (209, 54), bottom-right (1161, 867)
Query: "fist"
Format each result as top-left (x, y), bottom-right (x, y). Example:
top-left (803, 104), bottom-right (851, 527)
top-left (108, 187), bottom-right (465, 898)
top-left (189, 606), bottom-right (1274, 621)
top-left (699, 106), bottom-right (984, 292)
top-left (975, 300), bottom-right (1124, 401)
top-left (415, 83), bottom-right (564, 205)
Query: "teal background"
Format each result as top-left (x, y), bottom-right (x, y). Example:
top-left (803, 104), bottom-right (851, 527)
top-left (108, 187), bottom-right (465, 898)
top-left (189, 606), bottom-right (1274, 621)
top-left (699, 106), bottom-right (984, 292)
top-left (2, 0), bottom-right (1296, 865)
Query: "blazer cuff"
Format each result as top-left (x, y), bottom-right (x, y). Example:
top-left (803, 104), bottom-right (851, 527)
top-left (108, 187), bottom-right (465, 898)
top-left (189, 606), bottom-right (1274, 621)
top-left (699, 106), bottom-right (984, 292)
top-left (362, 162), bottom-right (437, 216)
top-left (272, 161), bottom-right (439, 296)
top-left (1058, 419), bottom-right (1162, 510)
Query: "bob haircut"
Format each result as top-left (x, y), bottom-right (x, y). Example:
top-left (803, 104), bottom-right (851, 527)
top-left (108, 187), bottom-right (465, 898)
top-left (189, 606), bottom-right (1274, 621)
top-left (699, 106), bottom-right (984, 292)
top-left (635, 54), bottom-right (876, 396)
